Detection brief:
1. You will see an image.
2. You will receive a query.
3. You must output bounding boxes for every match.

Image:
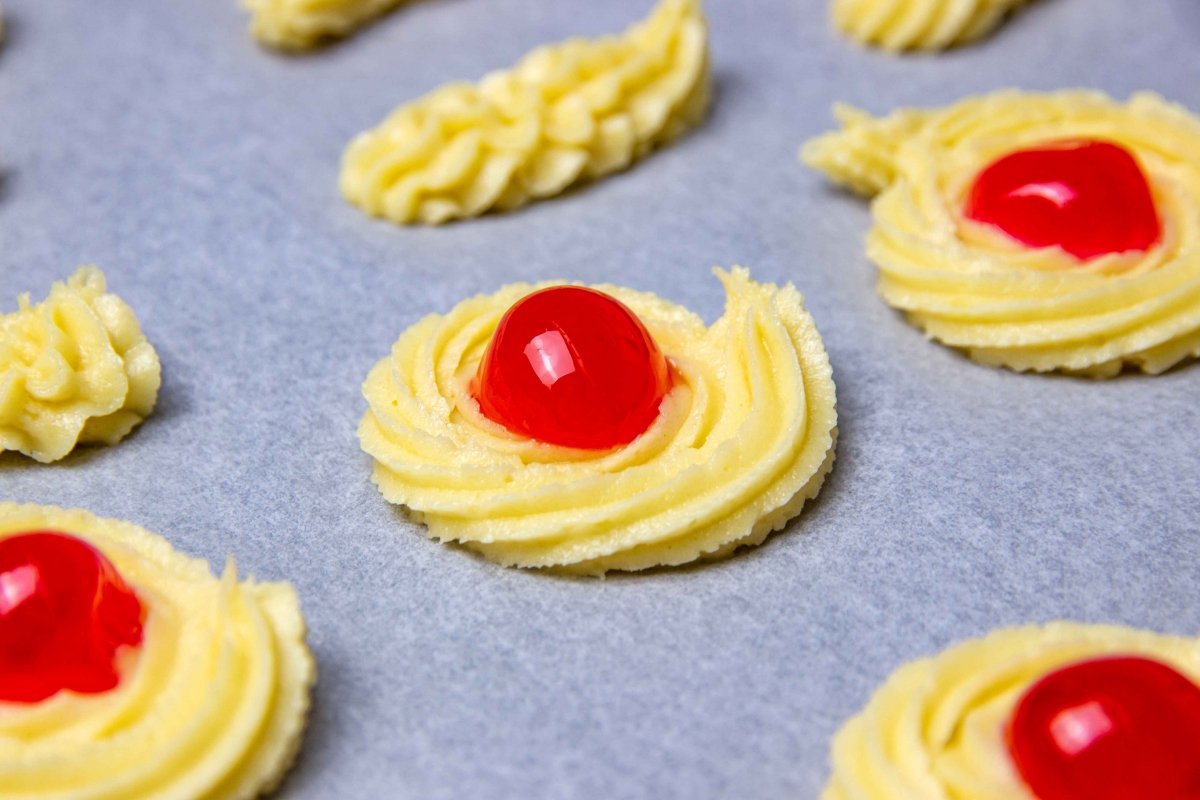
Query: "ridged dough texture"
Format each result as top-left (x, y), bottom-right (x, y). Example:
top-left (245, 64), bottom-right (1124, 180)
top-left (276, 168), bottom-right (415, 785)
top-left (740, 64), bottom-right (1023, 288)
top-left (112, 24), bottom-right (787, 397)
top-left (0, 268), bottom-right (161, 462)
top-left (244, 0), bottom-right (405, 50)
top-left (0, 503), bottom-right (316, 800)
top-left (802, 90), bottom-right (1200, 377)
top-left (832, 0), bottom-right (1031, 51)
top-left (341, 0), bottom-right (710, 225)
top-left (358, 268), bottom-right (838, 575)
top-left (823, 622), bottom-right (1200, 800)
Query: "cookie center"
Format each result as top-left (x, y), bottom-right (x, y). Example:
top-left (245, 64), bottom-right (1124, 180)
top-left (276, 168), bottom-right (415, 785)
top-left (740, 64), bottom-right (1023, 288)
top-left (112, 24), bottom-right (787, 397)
top-left (965, 139), bottom-right (1162, 261)
top-left (0, 531), bottom-right (144, 703)
top-left (1007, 656), bottom-right (1200, 799)
top-left (472, 286), bottom-right (671, 450)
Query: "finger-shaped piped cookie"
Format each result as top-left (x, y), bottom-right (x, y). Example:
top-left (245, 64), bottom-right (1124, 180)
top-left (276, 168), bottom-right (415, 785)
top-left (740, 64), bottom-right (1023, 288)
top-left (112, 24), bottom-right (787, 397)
top-left (803, 91), bottom-right (1200, 377)
top-left (1, 268), bottom-right (161, 462)
top-left (831, 0), bottom-right (1032, 51)
top-left (244, 0), bottom-right (405, 50)
top-left (341, 0), bottom-right (710, 225)
top-left (824, 622), bottom-right (1200, 800)
top-left (359, 268), bottom-right (837, 575)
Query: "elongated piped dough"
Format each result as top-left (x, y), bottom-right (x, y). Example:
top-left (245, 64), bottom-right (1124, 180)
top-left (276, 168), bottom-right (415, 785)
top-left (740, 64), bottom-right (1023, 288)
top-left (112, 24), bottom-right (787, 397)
top-left (359, 268), bottom-right (838, 575)
top-left (341, 0), bottom-right (710, 225)
top-left (244, 0), bottom-right (406, 50)
top-left (823, 622), bottom-right (1200, 799)
top-left (803, 90), bottom-right (1200, 377)
top-left (0, 268), bottom-right (161, 462)
top-left (831, 0), bottom-right (1032, 51)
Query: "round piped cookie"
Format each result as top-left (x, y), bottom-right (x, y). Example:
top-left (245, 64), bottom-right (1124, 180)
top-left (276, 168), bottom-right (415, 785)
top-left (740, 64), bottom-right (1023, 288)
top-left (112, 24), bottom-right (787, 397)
top-left (823, 622), bottom-right (1200, 800)
top-left (1, 268), bottom-right (161, 462)
top-left (803, 91), bottom-right (1200, 377)
top-left (0, 503), bottom-right (315, 800)
top-left (358, 268), bottom-right (838, 576)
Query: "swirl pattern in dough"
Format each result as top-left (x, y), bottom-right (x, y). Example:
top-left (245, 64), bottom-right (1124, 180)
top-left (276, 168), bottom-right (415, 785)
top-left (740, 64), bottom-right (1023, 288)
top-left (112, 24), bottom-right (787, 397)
top-left (0, 503), bottom-right (315, 800)
top-left (341, 0), bottom-right (710, 225)
top-left (831, 0), bottom-right (1031, 51)
top-left (823, 622), bottom-right (1200, 799)
top-left (802, 91), bottom-right (1200, 377)
top-left (244, 0), bottom-right (405, 50)
top-left (1, 268), bottom-right (161, 462)
top-left (358, 268), bottom-right (838, 575)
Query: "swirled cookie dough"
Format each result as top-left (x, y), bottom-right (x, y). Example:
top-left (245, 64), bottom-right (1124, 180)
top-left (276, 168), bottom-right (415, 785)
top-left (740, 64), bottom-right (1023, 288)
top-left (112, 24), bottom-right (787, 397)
top-left (832, 0), bottom-right (1031, 51)
top-left (823, 622), bottom-right (1200, 799)
top-left (359, 268), bottom-right (837, 575)
top-left (803, 91), bottom-right (1200, 377)
top-left (1, 268), bottom-right (161, 462)
top-left (0, 503), bottom-right (316, 800)
top-left (244, 0), bottom-right (405, 50)
top-left (341, 0), bottom-right (710, 225)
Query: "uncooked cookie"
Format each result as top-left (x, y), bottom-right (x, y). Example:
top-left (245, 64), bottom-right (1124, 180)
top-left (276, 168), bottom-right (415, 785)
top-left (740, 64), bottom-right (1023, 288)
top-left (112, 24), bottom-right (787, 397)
top-left (341, 0), bottom-right (710, 225)
top-left (358, 268), bottom-right (837, 575)
top-left (803, 91), bottom-right (1200, 377)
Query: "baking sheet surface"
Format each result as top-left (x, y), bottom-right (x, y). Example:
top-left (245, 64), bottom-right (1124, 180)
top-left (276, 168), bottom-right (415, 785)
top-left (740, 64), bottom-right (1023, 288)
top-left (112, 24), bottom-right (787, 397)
top-left (2, 0), bottom-right (1199, 797)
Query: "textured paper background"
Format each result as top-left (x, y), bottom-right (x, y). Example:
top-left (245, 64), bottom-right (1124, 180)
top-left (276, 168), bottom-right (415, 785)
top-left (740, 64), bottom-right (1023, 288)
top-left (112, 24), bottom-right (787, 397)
top-left (2, 0), bottom-right (1199, 797)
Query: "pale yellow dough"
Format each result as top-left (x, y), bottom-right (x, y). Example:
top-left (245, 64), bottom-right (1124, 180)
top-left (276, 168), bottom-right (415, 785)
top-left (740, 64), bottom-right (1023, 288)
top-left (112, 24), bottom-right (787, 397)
top-left (823, 622), bottom-right (1200, 800)
top-left (244, 0), bottom-right (405, 50)
top-left (802, 91), bottom-right (1200, 377)
top-left (341, 0), bottom-right (710, 225)
top-left (1, 268), bottom-right (161, 462)
top-left (0, 504), bottom-right (316, 800)
top-left (832, 0), bottom-right (1031, 51)
top-left (359, 268), bottom-right (838, 575)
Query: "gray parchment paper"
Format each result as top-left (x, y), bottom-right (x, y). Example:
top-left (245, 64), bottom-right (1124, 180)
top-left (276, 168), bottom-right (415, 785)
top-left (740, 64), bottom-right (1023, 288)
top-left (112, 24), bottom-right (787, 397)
top-left (2, 0), bottom-right (1199, 797)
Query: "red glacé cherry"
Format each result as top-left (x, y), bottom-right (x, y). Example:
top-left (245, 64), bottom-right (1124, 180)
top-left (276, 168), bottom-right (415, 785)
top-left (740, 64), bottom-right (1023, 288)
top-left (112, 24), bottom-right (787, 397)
top-left (1007, 656), bottom-right (1200, 800)
top-left (472, 286), bottom-right (672, 450)
top-left (0, 531), bottom-right (144, 703)
top-left (965, 139), bottom-right (1162, 261)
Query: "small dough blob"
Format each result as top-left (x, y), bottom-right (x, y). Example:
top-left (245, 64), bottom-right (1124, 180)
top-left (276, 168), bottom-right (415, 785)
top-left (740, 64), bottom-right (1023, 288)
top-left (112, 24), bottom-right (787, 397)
top-left (359, 268), bottom-right (838, 575)
top-left (822, 622), bottom-right (1200, 800)
top-left (0, 503), bottom-right (316, 800)
top-left (0, 268), bottom-right (161, 462)
top-left (831, 0), bottom-right (1032, 51)
top-left (341, 0), bottom-right (710, 225)
top-left (802, 91), bottom-right (1200, 377)
top-left (244, 0), bottom-right (406, 50)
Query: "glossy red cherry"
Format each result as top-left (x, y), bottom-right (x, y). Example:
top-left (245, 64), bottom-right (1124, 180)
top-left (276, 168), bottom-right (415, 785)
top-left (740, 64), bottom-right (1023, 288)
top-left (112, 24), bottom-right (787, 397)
top-left (1007, 656), bottom-right (1200, 800)
top-left (0, 531), bottom-right (144, 703)
top-left (965, 139), bottom-right (1162, 262)
top-left (473, 286), bottom-right (672, 450)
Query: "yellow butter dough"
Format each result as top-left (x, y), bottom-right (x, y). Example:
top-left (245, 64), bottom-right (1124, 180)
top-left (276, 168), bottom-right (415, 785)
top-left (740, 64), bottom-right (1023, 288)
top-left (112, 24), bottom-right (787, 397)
top-left (832, 0), bottom-right (1031, 51)
top-left (244, 0), bottom-right (405, 50)
top-left (802, 91), bottom-right (1200, 377)
top-left (1, 268), bottom-right (161, 462)
top-left (0, 503), bottom-right (316, 800)
top-left (341, 0), bottom-right (710, 225)
top-left (823, 622), bottom-right (1200, 800)
top-left (358, 268), bottom-right (837, 575)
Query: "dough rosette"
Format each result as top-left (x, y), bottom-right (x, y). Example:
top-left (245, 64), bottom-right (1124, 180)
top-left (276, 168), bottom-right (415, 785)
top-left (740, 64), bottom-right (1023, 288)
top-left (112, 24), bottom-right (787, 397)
top-left (823, 622), bottom-right (1200, 799)
top-left (802, 91), bottom-right (1200, 376)
top-left (0, 268), bottom-right (161, 462)
top-left (341, 0), bottom-right (710, 225)
top-left (0, 503), bottom-right (315, 800)
top-left (244, 0), bottom-right (405, 50)
top-left (358, 268), bottom-right (838, 575)
top-left (831, 0), bottom-right (1030, 51)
